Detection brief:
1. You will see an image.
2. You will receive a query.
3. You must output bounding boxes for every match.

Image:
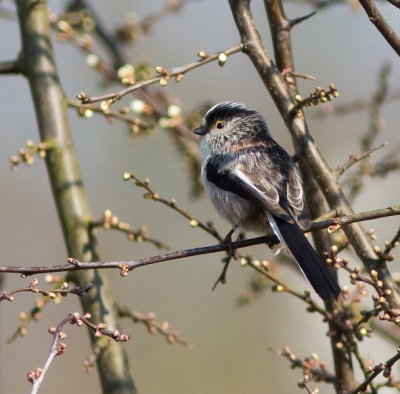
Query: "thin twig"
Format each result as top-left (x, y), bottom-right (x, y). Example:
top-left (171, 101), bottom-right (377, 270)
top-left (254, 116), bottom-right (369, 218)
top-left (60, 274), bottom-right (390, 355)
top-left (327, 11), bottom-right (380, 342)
top-left (29, 315), bottom-right (72, 394)
top-left (126, 173), bottom-right (223, 241)
top-left (0, 279), bottom-right (92, 302)
top-left (348, 351), bottom-right (400, 394)
top-left (90, 209), bottom-right (168, 250)
top-left (68, 99), bottom-right (154, 130)
top-left (117, 306), bottom-right (191, 348)
top-left (335, 143), bottom-right (389, 178)
top-left (78, 44), bottom-right (243, 105)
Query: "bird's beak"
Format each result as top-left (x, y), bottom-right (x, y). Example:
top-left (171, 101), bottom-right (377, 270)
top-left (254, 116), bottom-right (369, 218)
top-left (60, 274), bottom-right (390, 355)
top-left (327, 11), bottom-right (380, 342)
top-left (193, 126), bottom-right (206, 136)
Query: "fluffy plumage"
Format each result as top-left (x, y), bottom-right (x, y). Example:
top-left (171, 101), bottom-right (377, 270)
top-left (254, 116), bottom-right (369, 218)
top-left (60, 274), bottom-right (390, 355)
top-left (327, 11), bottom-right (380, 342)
top-left (194, 101), bottom-right (341, 300)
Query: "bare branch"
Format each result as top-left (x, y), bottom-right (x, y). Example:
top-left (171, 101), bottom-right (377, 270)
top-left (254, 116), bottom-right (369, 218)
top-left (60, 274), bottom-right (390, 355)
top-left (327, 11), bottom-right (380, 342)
top-left (28, 312), bottom-right (130, 393)
top-left (335, 143), bottom-right (389, 178)
top-left (125, 173), bottom-right (223, 241)
top-left (78, 44), bottom-right (243, 105)
top-left (0, 279), bottom-right (92, 302)
top-left (0, 207), bottom-right (398, 276)
top-left (358, 0), bottom-right (400, 56)
top-left (269, 347), bottom-right (336, 384)
top-left (0, 59), bottom-right (20, 74)
top-left (15, 0), bottom-right (136, 391)
top-left (348, 351), bottom-right (400, 394)
top-left (68, 99), bottom-right (154, 132)
top-left (117, 306), bottom-right (191, 348)
top-left (90, 209), bottom-right (169, 250)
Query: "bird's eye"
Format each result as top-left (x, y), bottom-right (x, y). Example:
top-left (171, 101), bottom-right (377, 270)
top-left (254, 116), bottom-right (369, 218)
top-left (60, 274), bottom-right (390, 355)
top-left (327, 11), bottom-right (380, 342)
top-left (215, 120), bottom-right (225, 129)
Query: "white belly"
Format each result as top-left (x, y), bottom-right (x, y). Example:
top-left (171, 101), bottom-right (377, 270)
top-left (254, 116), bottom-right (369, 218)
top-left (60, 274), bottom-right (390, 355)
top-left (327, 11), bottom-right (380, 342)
top-left (203, 177), bottom-right (271, 234)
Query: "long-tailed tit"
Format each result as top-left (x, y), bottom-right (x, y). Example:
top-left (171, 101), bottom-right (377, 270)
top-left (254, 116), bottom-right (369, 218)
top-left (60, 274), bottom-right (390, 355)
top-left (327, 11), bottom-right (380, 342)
top-left (194, 101), bottom-right (341, 300)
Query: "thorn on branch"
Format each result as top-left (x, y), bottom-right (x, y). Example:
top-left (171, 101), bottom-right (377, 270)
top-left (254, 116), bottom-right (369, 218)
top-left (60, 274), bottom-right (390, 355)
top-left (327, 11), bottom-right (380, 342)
top-left (290, 11), bottom-right (317, 28)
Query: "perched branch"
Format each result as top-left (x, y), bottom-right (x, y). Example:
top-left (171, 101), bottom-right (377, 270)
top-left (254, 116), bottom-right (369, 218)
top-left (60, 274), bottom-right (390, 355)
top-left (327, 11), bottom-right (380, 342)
top-left (0, 206), bottom-right (398, 275)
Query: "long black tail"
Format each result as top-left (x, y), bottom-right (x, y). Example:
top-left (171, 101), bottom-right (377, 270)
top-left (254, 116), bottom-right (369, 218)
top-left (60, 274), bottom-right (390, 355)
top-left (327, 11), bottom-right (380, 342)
top-left (268, 214), bottom-right (341, 300)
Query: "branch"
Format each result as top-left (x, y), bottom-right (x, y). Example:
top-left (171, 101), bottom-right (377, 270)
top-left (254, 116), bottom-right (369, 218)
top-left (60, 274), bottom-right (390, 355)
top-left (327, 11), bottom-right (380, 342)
top-left (1, 207), bottom-right (398, 275)
top-left (68, 98), bottom-right (154, 132)
top-left (15, 1), bottom-right (136, 392)
top-left (358, 0), bottom-right (400, 57)
top-left (90, 209), bottom-right (169, 250)
top-left (269, 347), bottom-right (336, 384)
top-left (0, 59), bottom-right (20, 74)
top-left (28, 315), bottom-right (72, 394)
top-left (78, 44), bottom-right (243, 105)
top-left (335, 143), bottom-right (389, 177)
top-left (28, 312), bottom-right (130, 394)
top-left (117, 306), bottom-right (191, 348)
top-left (348, 350), bottom-right (400, 394)
top-left (125, 173), bottom-right (223, 241)
top-left (0, 278), bottom-right (93, 302)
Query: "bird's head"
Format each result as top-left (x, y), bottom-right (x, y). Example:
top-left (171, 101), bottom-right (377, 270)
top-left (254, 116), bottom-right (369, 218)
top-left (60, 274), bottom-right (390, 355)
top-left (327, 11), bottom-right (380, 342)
top-left (193, 102), bottom-right (270, 157)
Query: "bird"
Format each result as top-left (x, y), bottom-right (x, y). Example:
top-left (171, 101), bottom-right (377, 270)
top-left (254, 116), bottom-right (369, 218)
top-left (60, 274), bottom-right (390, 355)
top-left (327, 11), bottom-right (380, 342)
top-left (193, 101), bottom-right (341, 300)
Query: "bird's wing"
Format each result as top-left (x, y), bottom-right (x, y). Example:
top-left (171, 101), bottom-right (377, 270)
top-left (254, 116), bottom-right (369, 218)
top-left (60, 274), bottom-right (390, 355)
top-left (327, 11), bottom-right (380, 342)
top-left (285, 168), bottom-right (310, 230)
top-left (205, 157), bottom-right (293, 223)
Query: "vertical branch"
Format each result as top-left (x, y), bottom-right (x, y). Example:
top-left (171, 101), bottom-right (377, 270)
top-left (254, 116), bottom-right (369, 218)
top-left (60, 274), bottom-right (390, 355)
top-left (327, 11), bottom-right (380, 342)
top-left (15, 1), bottom-right (136, 393)
top-left (228, 0), bottom-right (400, 308)
top-left (263, 0), bottom-right (296, 91)
top-left (263, 0), bottom-right (355, 391)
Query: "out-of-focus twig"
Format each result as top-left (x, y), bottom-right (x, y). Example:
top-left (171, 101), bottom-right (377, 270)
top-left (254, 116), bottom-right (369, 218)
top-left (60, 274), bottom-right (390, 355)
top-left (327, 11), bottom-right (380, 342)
top-left (77, 44), bottom-right (243, 105)
top-left (118, 306), bottom-right (191, 348)
top-left (335, 143), bottom-right (389, 178)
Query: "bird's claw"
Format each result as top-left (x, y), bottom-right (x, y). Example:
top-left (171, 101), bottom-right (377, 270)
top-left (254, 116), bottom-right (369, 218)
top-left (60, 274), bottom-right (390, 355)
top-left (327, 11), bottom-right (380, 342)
top-left (222, 228), bottom-right (236, 256)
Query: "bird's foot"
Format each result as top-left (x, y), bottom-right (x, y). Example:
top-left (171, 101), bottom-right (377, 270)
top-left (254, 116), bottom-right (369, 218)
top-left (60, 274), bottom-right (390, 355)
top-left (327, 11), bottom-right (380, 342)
top-left (222, 228), bottom-right (236, 256)
top-left (266, 234), bottom-right (279, 249)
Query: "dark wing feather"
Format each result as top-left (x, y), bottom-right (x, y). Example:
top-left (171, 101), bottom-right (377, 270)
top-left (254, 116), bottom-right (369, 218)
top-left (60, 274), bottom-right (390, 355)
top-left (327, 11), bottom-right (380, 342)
top-left (286, 169), bottom-right (311, 230)
top-left (206, 157), bottom-right (293, 223)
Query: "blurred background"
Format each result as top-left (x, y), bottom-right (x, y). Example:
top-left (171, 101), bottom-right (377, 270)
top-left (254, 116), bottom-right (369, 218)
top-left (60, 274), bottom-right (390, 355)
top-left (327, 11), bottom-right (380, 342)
top-left (1, 0), bottom-right (400, 393)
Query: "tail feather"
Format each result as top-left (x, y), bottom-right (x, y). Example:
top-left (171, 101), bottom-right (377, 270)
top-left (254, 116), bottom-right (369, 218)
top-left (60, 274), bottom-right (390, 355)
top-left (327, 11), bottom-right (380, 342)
top-left (268, 214), bottom-right (341, 300)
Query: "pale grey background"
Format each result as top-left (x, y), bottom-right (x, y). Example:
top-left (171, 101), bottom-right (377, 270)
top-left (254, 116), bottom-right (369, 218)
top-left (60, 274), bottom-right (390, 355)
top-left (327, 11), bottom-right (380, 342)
top-left (1, 0), bottom-right (400, 393)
